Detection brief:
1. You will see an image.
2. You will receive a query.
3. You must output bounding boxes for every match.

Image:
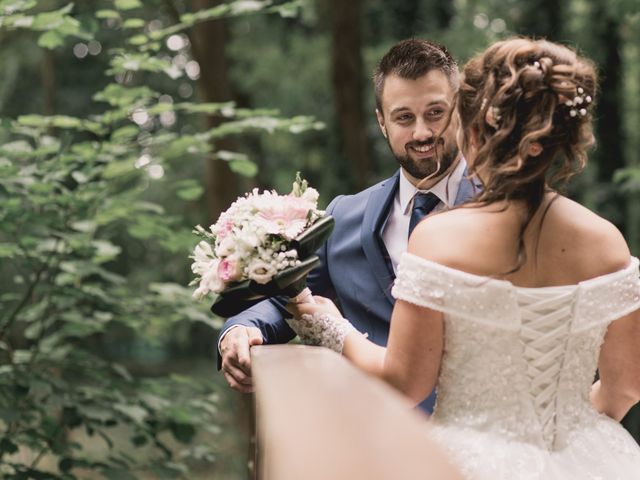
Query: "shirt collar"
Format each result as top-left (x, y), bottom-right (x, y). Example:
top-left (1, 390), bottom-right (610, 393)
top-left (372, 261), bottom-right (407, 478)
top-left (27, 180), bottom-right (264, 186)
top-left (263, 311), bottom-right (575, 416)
top-left (399, 157), bottom-right (467, 215)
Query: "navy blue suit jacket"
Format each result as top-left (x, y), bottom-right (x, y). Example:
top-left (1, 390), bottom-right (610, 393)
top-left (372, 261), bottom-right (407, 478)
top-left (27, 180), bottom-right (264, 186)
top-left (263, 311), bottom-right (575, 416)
top-left (217, 169), bottom-right (478, 412)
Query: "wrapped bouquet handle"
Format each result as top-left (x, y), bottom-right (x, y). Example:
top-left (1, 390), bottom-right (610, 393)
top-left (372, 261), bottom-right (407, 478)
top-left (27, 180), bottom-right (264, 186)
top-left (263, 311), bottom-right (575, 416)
top-left (290, 287), bottom-right (316, 305)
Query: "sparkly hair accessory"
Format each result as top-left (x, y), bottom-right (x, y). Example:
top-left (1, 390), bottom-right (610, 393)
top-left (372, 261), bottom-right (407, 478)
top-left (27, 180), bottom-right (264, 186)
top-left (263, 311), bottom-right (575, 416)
top-left (481, 98), bottom-right (502, 129)
top-left (559, 87), bottom-right (592, 118)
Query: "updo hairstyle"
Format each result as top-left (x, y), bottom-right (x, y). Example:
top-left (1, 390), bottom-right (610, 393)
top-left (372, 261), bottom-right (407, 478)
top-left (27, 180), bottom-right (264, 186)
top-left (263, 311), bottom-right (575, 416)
top-left (458, 38), bottom-right (597, 207)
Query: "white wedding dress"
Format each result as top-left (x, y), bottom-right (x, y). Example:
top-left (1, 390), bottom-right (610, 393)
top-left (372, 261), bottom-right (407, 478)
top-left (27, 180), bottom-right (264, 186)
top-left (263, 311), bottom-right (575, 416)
top-left (392, 252), bottom-right (640, 479)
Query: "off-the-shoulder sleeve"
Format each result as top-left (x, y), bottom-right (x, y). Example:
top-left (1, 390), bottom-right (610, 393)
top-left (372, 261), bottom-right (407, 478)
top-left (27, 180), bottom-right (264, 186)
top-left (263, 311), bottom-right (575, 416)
top-left (573, 257), bottom-right (640, 332)
top-left (391, 253), bottom-right (520, 330)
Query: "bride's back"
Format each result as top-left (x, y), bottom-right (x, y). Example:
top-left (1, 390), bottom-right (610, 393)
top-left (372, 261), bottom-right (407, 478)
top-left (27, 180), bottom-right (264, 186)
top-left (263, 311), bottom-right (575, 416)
top-left (404, 197), bottom-right (638, 454)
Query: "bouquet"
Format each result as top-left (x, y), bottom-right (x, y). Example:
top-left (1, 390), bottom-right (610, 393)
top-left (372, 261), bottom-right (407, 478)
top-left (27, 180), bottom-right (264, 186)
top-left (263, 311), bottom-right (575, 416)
top-left (190, 173), bottom-right (334, 317)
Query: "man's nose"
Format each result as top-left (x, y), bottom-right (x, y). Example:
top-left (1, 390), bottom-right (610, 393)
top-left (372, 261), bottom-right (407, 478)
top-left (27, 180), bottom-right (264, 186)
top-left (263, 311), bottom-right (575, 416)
top-left (413, 119), bottom-right (433, 142)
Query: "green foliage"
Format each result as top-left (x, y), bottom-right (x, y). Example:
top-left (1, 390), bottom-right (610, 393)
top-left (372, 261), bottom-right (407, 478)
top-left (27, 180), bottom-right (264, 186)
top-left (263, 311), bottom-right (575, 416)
top-left (0, 0), bottom-right (314, 478)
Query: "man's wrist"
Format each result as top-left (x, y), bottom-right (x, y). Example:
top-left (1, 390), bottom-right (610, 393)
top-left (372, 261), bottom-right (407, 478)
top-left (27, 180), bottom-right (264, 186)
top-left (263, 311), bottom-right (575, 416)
top-left (218, 325), bottom-right (243, 355)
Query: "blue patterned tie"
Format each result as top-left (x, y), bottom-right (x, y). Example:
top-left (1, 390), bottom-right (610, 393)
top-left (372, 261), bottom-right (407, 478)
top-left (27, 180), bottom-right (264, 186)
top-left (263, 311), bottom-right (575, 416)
top-left (408, 192), bottom-right (440, 237)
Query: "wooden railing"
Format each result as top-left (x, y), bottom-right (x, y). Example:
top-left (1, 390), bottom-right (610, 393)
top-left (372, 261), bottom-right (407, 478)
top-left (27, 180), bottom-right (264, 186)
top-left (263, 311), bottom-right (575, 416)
top-left (251, 345), bottom-right (463, 480)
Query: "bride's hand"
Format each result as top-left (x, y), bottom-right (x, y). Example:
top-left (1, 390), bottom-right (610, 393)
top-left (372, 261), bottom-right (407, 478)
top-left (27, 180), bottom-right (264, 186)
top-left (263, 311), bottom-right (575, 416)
top-left (285, 296), bottom-right (356, 353)
top-left (286, 295), bottom-right (342, 319)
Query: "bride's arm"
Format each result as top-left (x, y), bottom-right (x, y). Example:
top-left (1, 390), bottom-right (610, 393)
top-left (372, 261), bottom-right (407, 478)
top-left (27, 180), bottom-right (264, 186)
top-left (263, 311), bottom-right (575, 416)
top-left (288, 298), bottom-right (444, 406)
top-left (591, 309), bottom-right (640, 421)
top-left (346, 299), bottom-right (443, 405)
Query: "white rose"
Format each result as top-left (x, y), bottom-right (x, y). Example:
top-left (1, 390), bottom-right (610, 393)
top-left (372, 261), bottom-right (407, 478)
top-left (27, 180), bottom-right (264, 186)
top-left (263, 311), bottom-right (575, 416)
top-left (237, 229), bottom-right (261, 249)
top-left (193, 240), bottom-right (214, 262)
top-left (192, 259), bottom-right (224, 298)
top-left (216, 236), bottom-right (236, 257)
top-left (202, 259), bottom-right (225, 293)
top-left (302, 187), bottom-right (319, 204)
top-left (247, 259), bottom-right (277, 284)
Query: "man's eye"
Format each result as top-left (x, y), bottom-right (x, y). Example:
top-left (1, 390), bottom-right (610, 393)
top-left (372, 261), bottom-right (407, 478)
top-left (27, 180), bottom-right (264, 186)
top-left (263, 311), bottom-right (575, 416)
top-left (429, 109), bottom-right (445, 118)
top-left (396, 115), bottom-right (413, 122)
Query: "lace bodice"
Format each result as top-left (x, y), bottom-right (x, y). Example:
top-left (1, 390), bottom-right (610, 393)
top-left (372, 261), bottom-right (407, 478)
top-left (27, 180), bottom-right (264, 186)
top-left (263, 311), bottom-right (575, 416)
top-left (392, 253), bottom-right (640, 451)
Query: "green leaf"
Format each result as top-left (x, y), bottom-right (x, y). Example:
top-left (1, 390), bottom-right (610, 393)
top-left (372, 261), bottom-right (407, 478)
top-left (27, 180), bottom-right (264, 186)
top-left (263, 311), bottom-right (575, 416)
top-left (122, 18), bottom-right (144, 28)
top-left (96, 9), bottom-right (120, 19)
top-left (71, 171), bottom-right (89, 184)
top-left (169, 421), bottom-right (196, 443)
top-left (216, 150), bottom-right (259, 176)
top-left (0, 139), bottom-right (32, 153)
top-left (114, 0), bottom-right (142, 10)
top-left (0, 1), bottom-right (37, 15)
top-left (113, 403), bottom-right (148, 424)
top-left (31, 3), bottom-right (73, 30)
top-left (111, 125), bottom-right (139, 141)
top-left (112, 363), bottom-right (133, 382)
top-left (229, 0), bottom-right (269, 15)
top-left (0, 437), bottom-right (19, 454)
top-left (128, 34), bottom-right (148, 45)
top-left (103, 158), bottom-right (136, 178)
top-left (94, 83), bottom-right (156, 107)
top-left (14, 114), bottom-right (47, 127)
top-left (127, 217), bottom-right (156, 239)
top-left (38, 29), bottom-right (65, 48)
top-left (92, 239), bottom-right (122, 262)
top-left (70, 220), bottom-right (96, 232)
top-left (269, 0), bottom-right (304, 18)
top-left (175, 179), bottom-right (204, 201)
top-left (2, 13), bottom-right (34, 28)
top-left (228, 158), bottom-right (258, 177)
top-left (58, 457), bottom-right (73, 472)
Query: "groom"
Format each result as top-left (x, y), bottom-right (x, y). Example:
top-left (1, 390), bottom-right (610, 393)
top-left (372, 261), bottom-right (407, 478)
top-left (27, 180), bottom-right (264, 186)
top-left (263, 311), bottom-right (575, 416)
top-left (217, 39), bottom-right (476, 412)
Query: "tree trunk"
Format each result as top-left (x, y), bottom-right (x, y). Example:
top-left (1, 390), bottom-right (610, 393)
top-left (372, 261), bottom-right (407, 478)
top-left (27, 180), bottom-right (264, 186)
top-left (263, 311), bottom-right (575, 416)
top-left (328, 0), bottom-right (371, 191)
top-left (190, 0), bottom-right (239, 223)
top-left (593, 13), bottom-right (626, 229)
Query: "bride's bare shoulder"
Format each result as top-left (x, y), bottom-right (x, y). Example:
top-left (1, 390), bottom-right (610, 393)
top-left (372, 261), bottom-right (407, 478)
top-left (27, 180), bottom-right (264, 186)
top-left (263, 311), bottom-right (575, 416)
top-left (543, 196), bottom-right (631, 275)
top-left (407, 203), bottom-right (520, 275)
top-left (408, 197), bottom-right (632, 278)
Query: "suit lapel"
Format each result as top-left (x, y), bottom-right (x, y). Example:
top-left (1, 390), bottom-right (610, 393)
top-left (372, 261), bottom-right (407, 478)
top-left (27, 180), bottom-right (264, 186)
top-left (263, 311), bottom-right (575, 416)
top-left (361, 172), bottom-right (400, 306)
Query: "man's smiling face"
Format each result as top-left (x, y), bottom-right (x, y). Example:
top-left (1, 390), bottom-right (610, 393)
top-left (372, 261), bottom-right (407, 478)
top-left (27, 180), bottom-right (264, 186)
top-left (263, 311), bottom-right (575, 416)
top-left (376, 69), bottom-right (459, 185)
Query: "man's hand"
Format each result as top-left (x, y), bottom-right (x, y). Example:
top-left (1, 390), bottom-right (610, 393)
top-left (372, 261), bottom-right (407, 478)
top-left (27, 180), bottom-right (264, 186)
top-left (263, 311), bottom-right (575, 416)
top-left (220, 326), bottom-right (264, 393)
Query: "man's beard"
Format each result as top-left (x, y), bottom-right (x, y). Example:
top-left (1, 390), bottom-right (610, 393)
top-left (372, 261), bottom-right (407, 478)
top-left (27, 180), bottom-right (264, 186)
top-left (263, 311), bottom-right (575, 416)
top-left (390, 139), bottom-right (459, 180)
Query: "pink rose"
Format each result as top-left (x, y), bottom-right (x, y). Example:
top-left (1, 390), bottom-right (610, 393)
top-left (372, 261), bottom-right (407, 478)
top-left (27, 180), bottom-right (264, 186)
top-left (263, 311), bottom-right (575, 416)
top-left (217, 219), bottom-right (234, 239)
top-left (217, 258), bottom-right (242, 282)
top-left (256, 195), bottom-right (314, 240)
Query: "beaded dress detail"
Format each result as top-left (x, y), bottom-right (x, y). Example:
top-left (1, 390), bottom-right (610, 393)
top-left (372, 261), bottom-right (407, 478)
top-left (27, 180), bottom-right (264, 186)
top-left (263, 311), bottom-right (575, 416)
top-left (392, 253), bottom-right (640, 479)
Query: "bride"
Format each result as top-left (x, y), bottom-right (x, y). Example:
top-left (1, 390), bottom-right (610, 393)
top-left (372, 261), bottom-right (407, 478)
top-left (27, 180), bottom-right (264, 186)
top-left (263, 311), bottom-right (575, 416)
top-left (286, 37), bottom-right (640, 478)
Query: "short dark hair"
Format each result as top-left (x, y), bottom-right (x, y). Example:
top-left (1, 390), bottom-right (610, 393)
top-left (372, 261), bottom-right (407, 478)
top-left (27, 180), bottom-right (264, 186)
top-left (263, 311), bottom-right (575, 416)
top-left (373, 38), bottom-right (459, 112)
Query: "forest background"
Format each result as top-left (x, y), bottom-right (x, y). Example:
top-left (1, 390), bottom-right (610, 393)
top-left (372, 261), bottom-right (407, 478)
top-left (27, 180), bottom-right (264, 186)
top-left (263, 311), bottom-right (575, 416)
top-left (1, 0), bottom-right (639, 478)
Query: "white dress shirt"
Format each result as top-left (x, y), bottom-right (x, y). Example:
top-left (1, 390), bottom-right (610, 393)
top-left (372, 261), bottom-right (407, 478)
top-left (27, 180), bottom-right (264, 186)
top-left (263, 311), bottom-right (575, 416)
top-left (382, 158), bottom-right (467, 273)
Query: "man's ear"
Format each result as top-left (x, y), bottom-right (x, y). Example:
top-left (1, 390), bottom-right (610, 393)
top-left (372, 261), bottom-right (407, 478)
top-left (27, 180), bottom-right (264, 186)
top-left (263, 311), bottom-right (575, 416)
top-left (375, 109), bottom-right (387, 139)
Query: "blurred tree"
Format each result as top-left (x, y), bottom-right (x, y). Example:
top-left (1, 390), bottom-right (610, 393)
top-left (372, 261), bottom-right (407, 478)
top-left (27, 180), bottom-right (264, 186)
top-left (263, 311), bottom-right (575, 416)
top-left (430, 0), bottom-right (454, 30)
top-left (389, 0), bottom-right (421, 37)
top-left (328, 0), bottom-right (371, 190)
top-left (0, 1), bottom-right (320, 478)
top-left (516, 0), bottom-right (564, 40)
top-left (189, 0), bottom-right (239, 222)
top-left (589, 1), bottom-right (626, 229)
